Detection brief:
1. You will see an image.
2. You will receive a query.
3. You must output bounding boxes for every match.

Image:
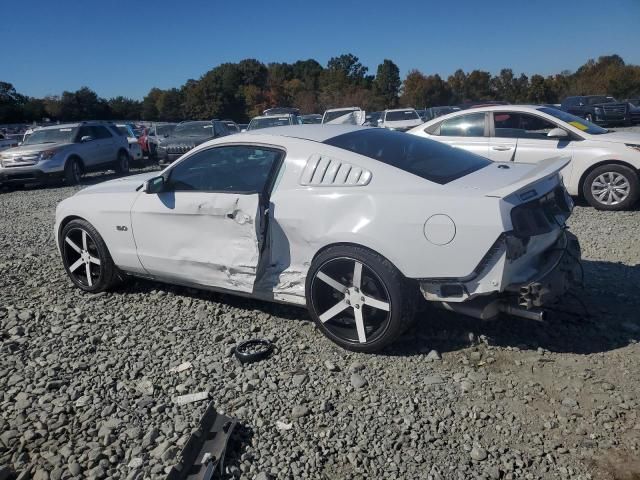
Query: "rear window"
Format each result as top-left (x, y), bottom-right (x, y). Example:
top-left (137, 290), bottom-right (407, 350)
top-left (323, 128), bottom-right (490, 185)
top-left (386, 110), bottom-right (420, 121)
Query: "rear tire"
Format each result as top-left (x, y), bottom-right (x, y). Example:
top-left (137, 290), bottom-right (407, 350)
top-left (114, 150), bottom-right (130, 175)
top-left (583, 164), bottom-right (639, 210)
top-left (60, 219), bottom-right (119, 292)
top-left (306, 245), bottom-right (416, 352)
top-left (64, 157), bottom-right (82, 185)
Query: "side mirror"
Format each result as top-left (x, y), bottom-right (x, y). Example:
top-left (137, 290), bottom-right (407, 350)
top-left (80, 135), bottom-right (93, 143)
top-left (377, 118), bottom-right (383, 124)
top-left (547, 128), bottom-right (568, 139)
top-left (144, 175), bottom-right (166, 194)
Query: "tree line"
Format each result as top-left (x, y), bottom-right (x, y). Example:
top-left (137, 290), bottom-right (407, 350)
top-left (1, 53), bottom-right (639, 124)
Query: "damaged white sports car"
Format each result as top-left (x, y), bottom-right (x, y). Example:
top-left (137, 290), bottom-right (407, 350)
top-left (55, 125), bottom-right (581, 352)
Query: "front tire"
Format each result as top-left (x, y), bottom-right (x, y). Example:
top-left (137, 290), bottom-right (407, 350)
top-left (306, 245), bottom-right (416, 352)
top-left (64, 157), bottom-right (82, 185)
top-left (60, 219), bottom-right (119, 292)
top-left (114, 150), bottom-right (130, 175)
top-left (583, 164), bottom-right (639, 210)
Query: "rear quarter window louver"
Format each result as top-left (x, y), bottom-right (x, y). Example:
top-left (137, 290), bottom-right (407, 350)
top-left (300, 154), bottom-right (371, 186)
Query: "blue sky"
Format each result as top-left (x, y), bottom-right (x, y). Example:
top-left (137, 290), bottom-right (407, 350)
top-left (3, 0), bottom-right (639, 99)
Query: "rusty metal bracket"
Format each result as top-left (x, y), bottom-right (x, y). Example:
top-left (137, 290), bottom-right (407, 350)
top-left (166, 402), bottom-right (237, 480)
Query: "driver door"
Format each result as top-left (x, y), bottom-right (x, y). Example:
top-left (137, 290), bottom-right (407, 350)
top-left (130, 145), bottom-right (283, 293)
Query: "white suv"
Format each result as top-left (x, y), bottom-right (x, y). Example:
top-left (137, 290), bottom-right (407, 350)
top-left (0, 122), bottom-right (130, 186)
top-left (409, 105), bottom-right (640, 210)
top-left (379, 108), bottom-right (424, 131)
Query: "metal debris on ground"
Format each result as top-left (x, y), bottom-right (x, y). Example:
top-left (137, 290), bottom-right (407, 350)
top-left (166, 402), bottom-right (238, 480)
top-left (173, 391), bottom-right (209, 406)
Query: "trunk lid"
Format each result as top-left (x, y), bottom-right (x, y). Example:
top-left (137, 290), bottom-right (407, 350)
top-left (447, 156), bottom-right (570, 199)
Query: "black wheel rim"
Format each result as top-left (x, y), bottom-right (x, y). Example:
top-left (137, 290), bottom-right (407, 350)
top-left (72, 161), bottom-right (81, 183)
top-left (310, 257), bottom-right (391, 345)
top-left (63, 228), bottom-right (102, 287)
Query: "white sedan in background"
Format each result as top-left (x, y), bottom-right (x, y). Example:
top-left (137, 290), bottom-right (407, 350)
top-left (409, 105), bottom-right (640, 210)
top-left (408, 105), bottom-right (640, 210)
top-left (55, 125), bottom-right (580, 352)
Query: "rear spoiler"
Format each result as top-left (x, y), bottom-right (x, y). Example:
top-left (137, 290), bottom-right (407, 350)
top-left (485, 156), bottom-right (571, 198)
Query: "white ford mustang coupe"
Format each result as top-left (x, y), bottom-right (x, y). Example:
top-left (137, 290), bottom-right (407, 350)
top-left (55, 125), bottom-right (581, 352)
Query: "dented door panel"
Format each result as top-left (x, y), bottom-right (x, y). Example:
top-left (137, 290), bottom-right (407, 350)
top-left (130, 192), bottom-right (261, 292)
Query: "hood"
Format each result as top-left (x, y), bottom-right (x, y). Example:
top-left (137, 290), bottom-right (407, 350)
top-left (384, 119), bottom-right (424, 129)
top-left (587, 131), bottom-right (640, 144)
top-left (75, 172), bottom-right (157, 196)
top-left (448, 157), bottom-right (570, 198)
top-left (164, 135), bottom-right (212, 146)
top-left (1, 142), bottom-right (72, 155)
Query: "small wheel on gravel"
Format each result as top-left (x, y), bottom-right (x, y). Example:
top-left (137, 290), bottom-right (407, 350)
top-left (583, 164), bottom-right (639, 211)
top-left (114, 150), bottom-right (130, 175)
top-left (64, 157), bottom-right (82, 185)
top-left (60, 219), bottom-right (119, 292)
top-left (306, 245), bottom-right (416, 352)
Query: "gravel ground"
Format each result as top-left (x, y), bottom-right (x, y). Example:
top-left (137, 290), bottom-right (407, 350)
top-left (1, 162), bottom-right (639, 480)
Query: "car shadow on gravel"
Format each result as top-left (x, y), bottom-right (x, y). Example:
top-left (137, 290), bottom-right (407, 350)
top-left (386, 259), bottom-right (640, 357)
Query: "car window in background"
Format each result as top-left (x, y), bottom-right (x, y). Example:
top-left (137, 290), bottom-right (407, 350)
top-left (23, 127), bottom-right (75, 145)
top-left (91, 126), bottom-right (113, 139)
top-left (440, 113), bottom-right (486, 137)
top-left (538, 107), bottom-right (608, 134)
top-left (323, 110), bottom-right (357, 123)
top-left (167, 146), bottom-right (282, 193)
top-left (117, 126), bottom-right (133, 137)
top-left (324, 128), bottom-right (490, 185)
top-left (156, 124), bottom-right (176, 136)
top-left (173, 122), bottom-right (214, 137)
top-left (386, 110), bottom-right (421, 121)
top-left (248, 117), bottom-right (291, 130)
top-left (494, 112), bottom-right (557, 139)
top-left (587, 96), bottom-right (616, 105)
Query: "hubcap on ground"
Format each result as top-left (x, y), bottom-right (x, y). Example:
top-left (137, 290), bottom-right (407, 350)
top-left (591, 172), bottom-right (630, 205)
top-left (63, 228), bottom-right (101, 287)
top-left (311, 257), bottom-right (391, 344)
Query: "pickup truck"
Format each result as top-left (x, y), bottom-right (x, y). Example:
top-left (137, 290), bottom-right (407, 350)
top-left (560, 95), bottom-right (631, 125)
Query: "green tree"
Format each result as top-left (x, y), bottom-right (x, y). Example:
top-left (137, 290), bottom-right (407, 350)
top-left (373, 59), bottom-right (401, 108)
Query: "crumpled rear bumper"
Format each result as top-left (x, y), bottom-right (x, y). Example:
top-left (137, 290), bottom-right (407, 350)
top-left (431, 231), bottom-right (582, 321)
top-left (505, 230), bottom-right (581, 308)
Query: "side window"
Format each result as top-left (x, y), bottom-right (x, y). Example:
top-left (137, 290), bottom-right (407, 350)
top-left (167, 146), bottom-right (283, 193)
top-left (494, 113), bottom-right (557, 139)
top-left (440, 113), bottom-right (486, 137)
top-left (77, 126), bottom-right (93, 141)
top-left (91, 126), bottom-right (112, 139)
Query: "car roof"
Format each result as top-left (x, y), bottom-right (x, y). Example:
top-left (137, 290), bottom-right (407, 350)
top-left (251, 114), bottom-right (293, 120)
top-left (242, 124), bottom-right (370, 142)
top-left (385, 108), bottom-right (417, 112)
top-left (324, 107), bottom-right (361, 112)
top-left (40, 123), bottom-right (79, 130)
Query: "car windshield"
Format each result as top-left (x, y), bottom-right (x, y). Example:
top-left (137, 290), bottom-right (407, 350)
top-left (156, 124), bottom-right (176, 136)
top-left (324, 128), bottom-right (490, 185)
top-left (323, 109), bottom-right (358, 123)
top-left (172, 122), bottom-right (213, 137)
top-left (23, 127), bottom-right (75, 145)
top-left (538, 107), bottom-right (609, 134)
top-left (386, 110), bottom-right (420, 121)
top-left (301, 115), bottom-right (322, 124)
top-left (248, 117), bottom-right (291, 130)
top-left (587, 96), bottom-right (616, 105)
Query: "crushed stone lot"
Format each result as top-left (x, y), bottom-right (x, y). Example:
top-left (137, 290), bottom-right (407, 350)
top-left (1, 168), bottom-right (640, 480)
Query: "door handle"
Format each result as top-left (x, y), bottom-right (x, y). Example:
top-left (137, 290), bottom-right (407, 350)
top-left (492, 146), bottom-right (513, 151)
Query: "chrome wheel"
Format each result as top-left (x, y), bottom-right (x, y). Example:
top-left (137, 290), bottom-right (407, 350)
top-left (590, 171), bottom-right (630, 206)
top-left (310, 257), bottom-right (391, 345)
top-left (63, 228), bottom-right (102, 287)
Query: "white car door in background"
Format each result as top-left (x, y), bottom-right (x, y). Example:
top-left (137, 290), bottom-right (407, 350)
top-left (130, 145), bottom-right (283, 293)
top-left (491, 111), bottom-right (573, 164)
top-left (432, 112), bottom-right (489, 157)
top-left (75, 126), bottom-right (102, 167)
